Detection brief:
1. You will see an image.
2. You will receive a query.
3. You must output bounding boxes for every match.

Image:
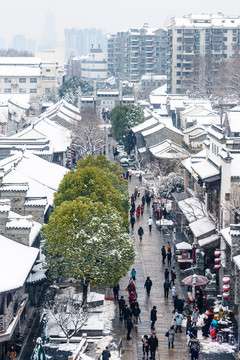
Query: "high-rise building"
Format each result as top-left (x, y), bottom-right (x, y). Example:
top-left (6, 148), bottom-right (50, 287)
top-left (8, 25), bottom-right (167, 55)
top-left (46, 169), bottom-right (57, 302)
top-left (80, 46), bottom-right (107, 81)
top-left (167, 13), bottom-right (240, 94)
top-left (40, 8), bottom-right (57, 50)
top-left (64, 28), bottom-right (107, 61)
top-left (107, 24), bottom-right (167, 83)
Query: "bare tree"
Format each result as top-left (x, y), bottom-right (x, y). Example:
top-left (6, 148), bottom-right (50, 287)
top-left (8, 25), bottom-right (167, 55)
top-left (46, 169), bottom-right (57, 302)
top-left (42, 286), bottom-right (90, 344)
top-left (72, 109), bottom-right (105, 160)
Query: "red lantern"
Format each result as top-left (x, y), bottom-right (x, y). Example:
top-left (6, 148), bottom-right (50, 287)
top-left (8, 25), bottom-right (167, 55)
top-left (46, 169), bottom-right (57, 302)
top-left (222, 292), bottom-right (230, 299)
top-left (223, 276), bottom-right (230, 284)
top-left (214, 250), bottom-right (221, 257)
top-left (223, 284), bottom-right (230, 292)
top-left (214, 264), bottom-right (221, 270)
top-left (214, 258), bottom-right (221, 264)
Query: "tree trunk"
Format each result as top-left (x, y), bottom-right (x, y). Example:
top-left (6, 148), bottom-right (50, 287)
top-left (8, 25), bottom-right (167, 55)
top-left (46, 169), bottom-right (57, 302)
top-left (82, 282), bottom-right (88, 308)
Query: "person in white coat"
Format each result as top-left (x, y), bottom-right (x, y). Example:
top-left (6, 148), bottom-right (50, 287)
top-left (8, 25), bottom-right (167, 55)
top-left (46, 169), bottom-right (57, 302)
top-left (147, 216), bottom-right (153, 233)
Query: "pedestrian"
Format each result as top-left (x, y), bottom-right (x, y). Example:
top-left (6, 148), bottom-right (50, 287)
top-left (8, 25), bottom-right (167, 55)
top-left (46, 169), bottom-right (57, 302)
top-left (134, 186), bottom-right (138, 200)
top-left (131, 268), bottom-right (137, 281)
top-left (190, 345), bottom-right (199, 360)
top-left (136, 207), bottom-right (140, 220)
top-left (164, 268), bottom-right (170, 280)
top-left (189, 325), bottom-right (198, 339)
top-left (167, 325), bottom-right (175, 349)
top-left (163, 278), bottom-right (171, 298)
top-left (140, 204), bottom-right (144, 216)
top-left (139, 172), bottom-right (142, 184)
top-left (197, 288), bottom-right (204, 314)
top-left (7, 346), bottom-right (17, 360)
top-left (167, 241), bottom-right (171, 254)
top-left (112, 284), bottom-right (119, 301)
top-left (142, 195), bottom-right (146, 206)
top-left (128, 291), bottom-right (137, 306)
top-left (130, 215), bottom-right (135, 230)
top-left (127, 280), bottom-right (136, 294)
top-left (144, 276), bottom-right (152, 296)
top-left (128, 169), bottom-right (132, 181)
top-left (186, 313), bottom-right (192, 334)
top-left (123, 304), bottom-right (131, 328)
top-left (175, 311), bottom-right (184, 332)
top-left (146, 195), bottom-right (151, 208)
top-left (147, 216), bottom-right (153, 233)
top-left (126, 315), bottom-right (133, 340)
top-left (161, 245), bottom-right (166, 264)
top-left (142, 334), bottom-right (149, 360)
top-left (118, 296), bottom-right (125, 321)
top-left (130, 298), bottom-right (139, 311)
top-left (148, 332), bottom-right (158, 360)
top-left (170, 266), bottom-right (176, 285)
top-left (171, 285), bottom-right (176, 299)
top-left (167, 250), bottom-right (172, 266)
top-left (101, 345), bottom-right (111, 360)
top-left (131, 194), bottom-right (135, 205)
top-left (126, 169), bottom-right (129, 180)
top-left (192, 307), bottom-right (199, 326)
top-left (131, 202), bottom-right (136, 212)
top-left (150, 306), bottom-right (157, 330)
top-left (138, 189), bottom-right (141, 198)
top-left (132, 304), bottom-right (141, 325)
top-left (138, 226), bottom-right (144, 241)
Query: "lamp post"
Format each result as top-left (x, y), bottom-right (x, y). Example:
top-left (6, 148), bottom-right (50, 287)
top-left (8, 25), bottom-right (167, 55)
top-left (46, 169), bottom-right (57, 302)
top-left (192, 273), bottom-right (198, 306)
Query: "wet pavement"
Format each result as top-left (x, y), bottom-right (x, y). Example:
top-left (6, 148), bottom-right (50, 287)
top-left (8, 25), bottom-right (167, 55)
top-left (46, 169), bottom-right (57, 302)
top-left (112, 172), bottom-right (237, 360)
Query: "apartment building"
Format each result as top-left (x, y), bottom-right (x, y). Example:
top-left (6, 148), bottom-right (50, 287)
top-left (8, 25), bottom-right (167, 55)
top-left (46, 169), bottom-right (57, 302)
top-left (80, 46), bottom-right (107, 81)
top-left (107, 24), bottom-right (167, 82)
top-left (0, 57), bottom-right (63, 96)
top-left (167, 13), bottom-right (240, 94)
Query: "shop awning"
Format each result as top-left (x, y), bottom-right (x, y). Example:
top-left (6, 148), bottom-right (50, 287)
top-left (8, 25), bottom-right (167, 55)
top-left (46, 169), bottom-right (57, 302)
top-left (198, 234), bottom-right (219, 247)
top-left (189, 216), bottom-right (216, 238)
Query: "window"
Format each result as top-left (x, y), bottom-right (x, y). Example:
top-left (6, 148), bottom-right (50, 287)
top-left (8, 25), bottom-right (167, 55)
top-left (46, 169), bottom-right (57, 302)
top-left (177, 63), bottom-right (181, 67)
top-left (176, 72), bottom-right (181, 76)
top-left (177, 46), bottom-right (182, 51)
top-left (176, 79), bottom-right (181, 84)
top-left (233, 37), bottom-right (237, 42)
top-left (46, 69), bottom-right (51, 72)
top-left (225, 193), bottom-right (230, 201)
top-left (223, 37), bottom-right (227, 42)
top-left (177, 29), bottom-right (182, 34)
top-left (19, 78), bottom-right (26, 83)
top-left (30, 89), bottom-right (37, 94)
top-left (4, 88), bottom-right (11, 93)
top-left (19, 88), bottom-right (26, 94)
top-left (4, 78), bottom-right (11, 83)
top-left (30, 78), bottom-right (37, 83)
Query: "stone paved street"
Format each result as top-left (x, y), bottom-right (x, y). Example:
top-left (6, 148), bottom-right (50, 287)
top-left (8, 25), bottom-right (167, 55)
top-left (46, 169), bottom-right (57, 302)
top-left (115, 174), bottom-right (191, 360)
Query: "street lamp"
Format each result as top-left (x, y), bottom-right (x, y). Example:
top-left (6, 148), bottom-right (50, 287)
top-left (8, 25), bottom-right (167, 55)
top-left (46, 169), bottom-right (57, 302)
top-left (192, 274), bottom-right (198, 304)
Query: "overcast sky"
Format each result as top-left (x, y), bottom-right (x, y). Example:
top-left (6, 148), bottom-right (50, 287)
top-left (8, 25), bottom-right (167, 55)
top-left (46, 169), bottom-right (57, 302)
top-left (2, 0), bottom-right (240, 45)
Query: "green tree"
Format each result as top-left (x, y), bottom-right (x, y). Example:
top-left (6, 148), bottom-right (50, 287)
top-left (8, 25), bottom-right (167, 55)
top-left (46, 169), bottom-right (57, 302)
top-left (54, 164), bottom-right (129, 228)
top-left (110, 104), bottom-right (145, 153)
top-left (58, 76), bottom-right (92, 107)
top-left (42, 198), bottom-right (135, 304)
top-left (76, 155), bottom-right (129, 212)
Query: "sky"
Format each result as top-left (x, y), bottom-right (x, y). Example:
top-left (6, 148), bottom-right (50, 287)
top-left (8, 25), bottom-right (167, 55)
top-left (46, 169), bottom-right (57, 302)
top-left (2, 0), bottom-right (240, 46)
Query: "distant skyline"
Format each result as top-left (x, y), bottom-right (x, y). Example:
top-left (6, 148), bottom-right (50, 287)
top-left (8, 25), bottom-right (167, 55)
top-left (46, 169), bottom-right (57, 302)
top-left (2, 0), bottom-right (240, 48)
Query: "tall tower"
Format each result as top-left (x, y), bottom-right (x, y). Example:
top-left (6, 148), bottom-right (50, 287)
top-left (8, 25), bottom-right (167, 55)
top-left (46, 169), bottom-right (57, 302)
top-left (40, 8), bottom-right (57, 50)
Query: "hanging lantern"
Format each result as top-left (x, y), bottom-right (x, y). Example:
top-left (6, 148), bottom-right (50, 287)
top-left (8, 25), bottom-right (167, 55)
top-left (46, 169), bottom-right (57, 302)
top-left (214, 250), bottom-right (221, 257)
top-left (223, 284), bottom-right (230, 292)
top-left (223, 276), bottom-right (230, 284)
top-left (222, 292), bottom-right (230, 299)
top-left (214, 258), bottom-right (221, 264)
top-left (214, 264), bottom-right (221, 270)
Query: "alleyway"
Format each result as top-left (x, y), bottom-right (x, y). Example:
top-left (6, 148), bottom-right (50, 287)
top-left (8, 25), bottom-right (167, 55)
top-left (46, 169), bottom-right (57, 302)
top-left (115, 173), bottom-right (191, 360)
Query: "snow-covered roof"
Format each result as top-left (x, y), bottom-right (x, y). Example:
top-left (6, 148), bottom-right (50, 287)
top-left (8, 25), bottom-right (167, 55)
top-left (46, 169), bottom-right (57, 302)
top-left (150, 84), bottom-right (167, 96)
top-left (221, 227), bottom-right (231, 246)
top-left (198, 234), bottom-right (219, 247)
top-left (149, 139), bottom-right (189, 159)
top-left (0, 184), bottom-right (29, 192)
top-left (178, 197), bottom-right (206, 223)
top-left (189, 216), bottom-right (216, 238)
top-left (227, 111), bottom-right (240, 133)
top-left (132, 118), bottom-right (158, 133)
top-left (142, 123), bottom-right (165, 136)
top-left (40, 100), bottom-right (81, 124)
top-left (191, 159), bottom-right (220, 181)
top-left (0, 65), bottom-right (41, 77)
top-left (0, 151), bottom-right (68, 206)
top-left (0, 234), bottom-right (39, 293)
top-left (0, 57), bottom-right (41, 65)
top-left (24, 197), bottom-right (48, 207)
top-left (233, 254), bottom-right (240, 270)
top-left (176, 241), bottom-right (192, 250)
top-left (231, 154), bottom-right (240, 177)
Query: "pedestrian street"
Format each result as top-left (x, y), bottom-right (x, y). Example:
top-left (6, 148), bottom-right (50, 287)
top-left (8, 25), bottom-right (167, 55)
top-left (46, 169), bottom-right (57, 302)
top-left (117, 174), bottom-right (192, 360)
